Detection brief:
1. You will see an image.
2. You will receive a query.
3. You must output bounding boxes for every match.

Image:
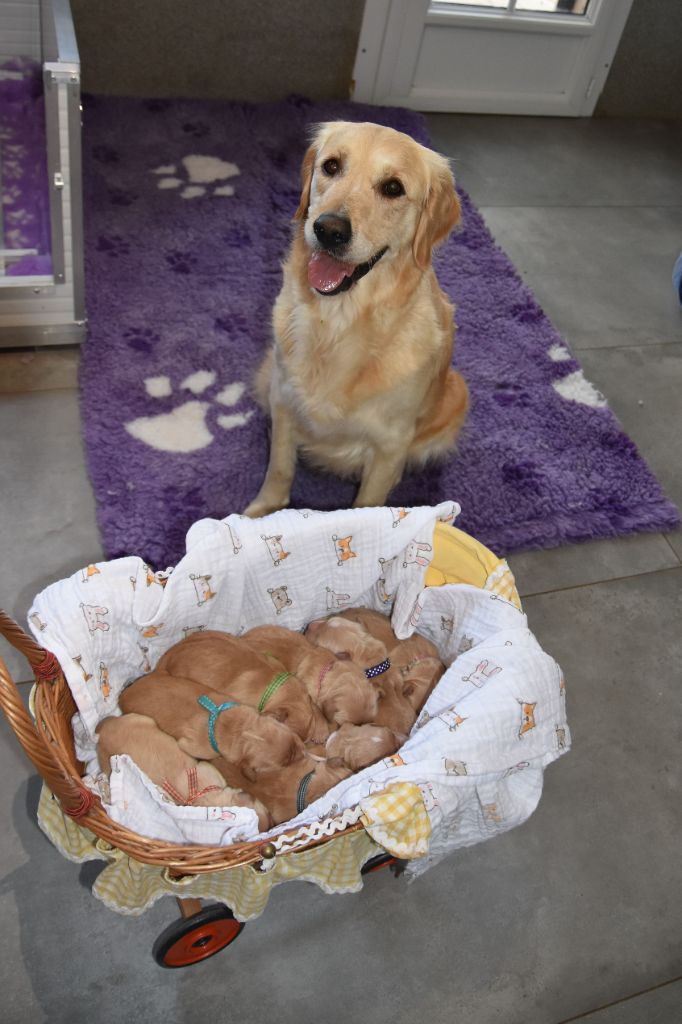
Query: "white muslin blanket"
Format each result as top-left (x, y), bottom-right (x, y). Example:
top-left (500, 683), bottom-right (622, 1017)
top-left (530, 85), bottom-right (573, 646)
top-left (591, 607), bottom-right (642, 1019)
top-left (28, 501), bottom-right (570, 877)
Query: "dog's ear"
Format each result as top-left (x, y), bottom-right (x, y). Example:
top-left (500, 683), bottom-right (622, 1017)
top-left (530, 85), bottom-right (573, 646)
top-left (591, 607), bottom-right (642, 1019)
top-left (412, 158), bottom-right (461, 271)
top-left (294, 145), bottom-right (316, 222)
top-left (327, 756), bottom-right (345, 769)
top-left (240, 763), bottom-right (258, 783)
top-left (273, 707), bottom-right (289, 724)
top-left (402, 681), bottom-right (416, 700)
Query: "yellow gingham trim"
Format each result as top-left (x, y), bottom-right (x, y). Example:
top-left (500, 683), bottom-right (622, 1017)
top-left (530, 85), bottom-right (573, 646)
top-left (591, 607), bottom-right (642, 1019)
top-left (37, 784), bottom-right (380, 919)
top-left (426, 524), bottom-right (521, 610)
top-left (359, 782), bottom-right (431, 859)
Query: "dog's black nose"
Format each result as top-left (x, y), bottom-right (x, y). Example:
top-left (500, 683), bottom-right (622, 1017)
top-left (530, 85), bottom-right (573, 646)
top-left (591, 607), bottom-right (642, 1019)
top-left (313, 213), bottom-right (352, 251)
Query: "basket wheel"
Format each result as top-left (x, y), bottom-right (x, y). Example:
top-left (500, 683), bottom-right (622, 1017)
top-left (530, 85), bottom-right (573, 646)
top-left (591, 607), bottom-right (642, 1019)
top-left (153, 903), bottom-right (245, 968)
top-left (361, 853), bottom-right (398, 876)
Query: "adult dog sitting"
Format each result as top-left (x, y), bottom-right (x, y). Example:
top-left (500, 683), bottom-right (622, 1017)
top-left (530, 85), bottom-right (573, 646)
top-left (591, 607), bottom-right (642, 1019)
top-left (244, 120), bottom-right (468, 516)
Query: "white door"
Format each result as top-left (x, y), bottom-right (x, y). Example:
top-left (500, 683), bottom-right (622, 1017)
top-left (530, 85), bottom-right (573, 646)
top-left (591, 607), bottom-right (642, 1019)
top-left (353, 0), bottom-right (634, 116)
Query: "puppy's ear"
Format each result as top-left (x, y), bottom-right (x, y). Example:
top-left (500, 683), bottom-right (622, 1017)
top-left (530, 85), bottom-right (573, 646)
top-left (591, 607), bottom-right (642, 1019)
top-left (412, 157), bottom-right (461, 271)
top-left (403, 681), bottom-right (416, 699)
top-left (294, 145), bottom-right (316, 222)
top-left (327, 756), bottom-right (345, 769)
top-left (240, 763), bottom-right (258, 783)
top-left (273, 707), bottom-right (289, 723)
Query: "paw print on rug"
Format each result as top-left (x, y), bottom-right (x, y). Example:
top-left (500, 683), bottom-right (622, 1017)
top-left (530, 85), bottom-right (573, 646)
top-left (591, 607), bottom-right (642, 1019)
top-left (124, 370), bottom-right (254, 453)
top-left (165, 249), bottom-right (199, 275)
top-left (152, 154), bottom-right (240, 200)
top-left (96, 234), bottom-right (130, 258)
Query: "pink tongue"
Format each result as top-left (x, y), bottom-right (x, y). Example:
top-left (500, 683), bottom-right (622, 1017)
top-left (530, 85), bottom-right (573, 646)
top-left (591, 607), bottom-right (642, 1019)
top-left (308, 250), bottom-right (355, 293)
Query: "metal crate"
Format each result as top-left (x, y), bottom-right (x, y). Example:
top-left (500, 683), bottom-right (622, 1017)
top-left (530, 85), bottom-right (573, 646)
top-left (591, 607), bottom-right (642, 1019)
top-left (0, 0), bottom-right (84, 347)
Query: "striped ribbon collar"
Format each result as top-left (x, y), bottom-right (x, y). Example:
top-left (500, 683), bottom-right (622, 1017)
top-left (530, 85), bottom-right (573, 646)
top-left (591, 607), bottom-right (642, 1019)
top-left (365, 657), bottom-right (391, 680)
top-left (257, 671), bottom-right (290, 713)
top-left (296, 769), bottom-right (316, 813)
top-left (197, 694), bottom-right (239, 754)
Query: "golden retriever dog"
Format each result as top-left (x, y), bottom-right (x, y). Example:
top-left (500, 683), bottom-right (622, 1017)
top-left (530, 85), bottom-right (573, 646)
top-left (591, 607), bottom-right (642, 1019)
top-left (244, 120), bottom-right (468, 517)
top-left (337, 607), bottom-right (445, 712)
top-left (239, 752), bottom-right (351, 827)
top-left (96, 713), bottom-right (272, 829)
top-left (325, 722), bottom-right (403, 772)
top-left (242, 623), bottom-right (378, 727)
top-left (155, 630), bottom-right (328, 743)
top-left (118, 673), bottom-right (304, 778)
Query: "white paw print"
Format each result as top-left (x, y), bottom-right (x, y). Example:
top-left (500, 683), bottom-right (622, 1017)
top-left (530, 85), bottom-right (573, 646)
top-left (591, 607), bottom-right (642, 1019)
top-left (125, 370), bottom-right (254, 452)
top-left (152, 155), bottom-right (240, 199)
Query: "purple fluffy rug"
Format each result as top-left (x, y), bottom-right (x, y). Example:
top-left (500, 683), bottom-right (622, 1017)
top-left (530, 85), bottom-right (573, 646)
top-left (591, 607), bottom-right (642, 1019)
top-left (79, 93), bottom-right (679, 568)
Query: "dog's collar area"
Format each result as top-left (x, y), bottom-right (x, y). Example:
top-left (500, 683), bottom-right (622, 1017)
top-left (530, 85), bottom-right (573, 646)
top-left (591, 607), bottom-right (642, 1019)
top-left (197, 694), bottom-right (239, 754)
top-left (365, 657), bottom-right (391, 680)
top-left (314, 246), bottom-right (388, 296)
top-left (296, 769), bottom-right (316, 813)
top-left (257, 671), bottom-right (290, 713)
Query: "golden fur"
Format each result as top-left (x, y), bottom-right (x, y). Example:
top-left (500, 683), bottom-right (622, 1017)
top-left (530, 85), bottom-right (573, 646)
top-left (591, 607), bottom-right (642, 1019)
top-left (325, 723), bottom-right (402, 771)
top-left (96, 713), bottom-right (273, 829)
top-left (118, 673), bottom-right (304, 779)
top-left (155, 630), bottom-right (328, 743)
top-left (238, 753), bottom-right (351, 827)
top-left (242, 623), bottom-right (378, 727)
top-left (337, 607), bottom-right (445, 712)
top-left (244, 120), bottom-right (468, 516)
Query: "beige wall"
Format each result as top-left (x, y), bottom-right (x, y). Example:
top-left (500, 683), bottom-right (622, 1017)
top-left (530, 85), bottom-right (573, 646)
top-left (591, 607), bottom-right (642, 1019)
top-left (596, 0), bottom-right (682, 118)
top-left (70, 0), bottom-right (365, 101)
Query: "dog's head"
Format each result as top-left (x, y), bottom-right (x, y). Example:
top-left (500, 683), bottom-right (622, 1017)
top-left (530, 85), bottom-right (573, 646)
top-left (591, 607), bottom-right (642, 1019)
top-left (306, 614), bottom-right (387, 669)
top-left (294, 121), bottom-right (460, 296)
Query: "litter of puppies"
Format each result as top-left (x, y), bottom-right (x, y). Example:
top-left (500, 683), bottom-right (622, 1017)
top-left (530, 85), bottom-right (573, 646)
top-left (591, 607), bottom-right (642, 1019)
top-left (97, 609), bottom-right (444, 827)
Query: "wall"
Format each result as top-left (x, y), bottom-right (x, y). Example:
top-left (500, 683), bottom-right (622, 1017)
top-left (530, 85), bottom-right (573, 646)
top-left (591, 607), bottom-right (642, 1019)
top-left (596, 0), bottom-right (682, 118)
top-left (69, 0), bottom-right (365, 102)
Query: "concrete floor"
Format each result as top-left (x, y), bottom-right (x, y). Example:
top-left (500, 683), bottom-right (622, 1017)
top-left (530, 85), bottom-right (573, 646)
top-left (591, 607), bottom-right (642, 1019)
top-left (0, 114), bottom-right (681, 1023)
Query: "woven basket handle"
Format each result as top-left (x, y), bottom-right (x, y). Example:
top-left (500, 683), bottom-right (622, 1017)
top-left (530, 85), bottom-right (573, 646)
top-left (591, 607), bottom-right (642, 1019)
top-left (0, 609), bottom-right (93, 815)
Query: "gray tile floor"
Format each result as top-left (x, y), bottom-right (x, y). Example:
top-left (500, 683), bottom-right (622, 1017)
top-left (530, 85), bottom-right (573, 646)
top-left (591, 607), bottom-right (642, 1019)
top-left (0, 114), bottom-right (681, 1023)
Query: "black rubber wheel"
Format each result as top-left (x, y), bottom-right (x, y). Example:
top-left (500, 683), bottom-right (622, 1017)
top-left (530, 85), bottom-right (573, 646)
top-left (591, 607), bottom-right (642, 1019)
top-left (153, 903), bottom-right (245, 968)
top-left (361, 852), bottom-right (398, 875)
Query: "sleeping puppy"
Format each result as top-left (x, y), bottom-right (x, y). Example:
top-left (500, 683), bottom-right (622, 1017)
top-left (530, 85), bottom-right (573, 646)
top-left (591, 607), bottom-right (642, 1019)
top-left (96, 713), bottom-right (272, 830)
top-left (305, 615), bottom-right (388, 673)
top-left (337, 607), bottom-right (445, 713)
top-left (119, 672), bottom-right (304, 778)
top-left (325, 723), bottom-right (403, 772)
top-left (155, 630), bottom-right (328, 743)
top-left (244, 120), bottom-right (468, 517)
top-left (239, 752), bottom-right (351, 827)
top-left (305, 613), bottom-right (418, 735)
top-left (242, 624), bottom-right (378, 727)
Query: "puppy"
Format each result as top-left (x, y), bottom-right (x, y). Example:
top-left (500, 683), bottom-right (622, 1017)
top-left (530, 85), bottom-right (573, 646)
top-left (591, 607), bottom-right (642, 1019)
top-left (325, 723), bottom-right (403, 772)
top-left (336, 607), bottom-right (398, 649)
top-left (96, 713), bottom-right (272, 830)
top-left (244, 120), bottom-right (468, 517)
top-left (155, 630), bottom-right (328, 743)
top-left (305, 615), bottom-right (388, 673)
top-left (119, 672), bottom-right (304, 777)
top-left (240, 753), bottom-right (351, 827)
top-left (243, 624), bottom-right (378, 727)
top-left (337, 607), bottom-right (444, 713)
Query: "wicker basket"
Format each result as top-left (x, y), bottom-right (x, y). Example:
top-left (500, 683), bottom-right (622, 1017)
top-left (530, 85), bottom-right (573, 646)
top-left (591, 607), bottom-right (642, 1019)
top-left (0, 523), bottom-right (520, 878)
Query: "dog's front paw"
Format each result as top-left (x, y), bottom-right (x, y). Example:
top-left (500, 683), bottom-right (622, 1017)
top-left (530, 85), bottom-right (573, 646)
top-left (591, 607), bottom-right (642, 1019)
top-left (242, 497), bottom-right (289, 519)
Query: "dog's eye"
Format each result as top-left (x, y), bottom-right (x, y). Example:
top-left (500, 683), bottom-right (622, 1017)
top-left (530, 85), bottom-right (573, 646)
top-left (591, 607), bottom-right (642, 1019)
top-left (381, 178), bottom-right (405, 198)
top-left (334, 651), bottom-right (352, 661)
top-left (322, 158), bottom-right (340, 177)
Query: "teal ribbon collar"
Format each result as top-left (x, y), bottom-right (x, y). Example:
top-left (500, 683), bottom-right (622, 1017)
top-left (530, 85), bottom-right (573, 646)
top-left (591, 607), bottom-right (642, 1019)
top-left (197, 694), bottom-right (239, 754)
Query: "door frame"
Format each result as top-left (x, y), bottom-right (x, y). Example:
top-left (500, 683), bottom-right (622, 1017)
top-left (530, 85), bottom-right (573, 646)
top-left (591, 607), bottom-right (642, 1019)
top-left (352, 0), bottom-right (635, 116)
